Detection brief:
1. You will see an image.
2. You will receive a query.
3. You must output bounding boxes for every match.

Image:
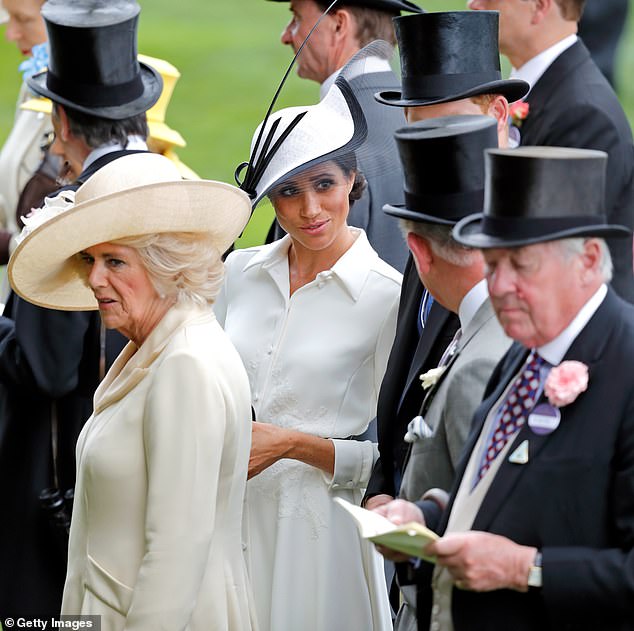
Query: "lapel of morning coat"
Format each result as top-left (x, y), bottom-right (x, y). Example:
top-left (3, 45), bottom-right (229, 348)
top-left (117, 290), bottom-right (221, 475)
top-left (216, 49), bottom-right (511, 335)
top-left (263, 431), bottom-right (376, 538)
top-left (469, 289), bottom-right (616, 533)
top-left (418, 298), bottom-right (498, 420)
top-left (519, 40), bottom-right (590, 146)
top-left (92, 304), bottom-right (211, 414)
top-left (399, 298), bottom-right (455, 414)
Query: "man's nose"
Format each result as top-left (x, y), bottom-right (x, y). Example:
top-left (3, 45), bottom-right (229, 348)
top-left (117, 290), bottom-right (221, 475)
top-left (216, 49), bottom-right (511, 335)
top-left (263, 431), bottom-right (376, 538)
top-left (487, 265), bottom-right (515, 298)
top-left (281, 20), bottom-right (294, 45)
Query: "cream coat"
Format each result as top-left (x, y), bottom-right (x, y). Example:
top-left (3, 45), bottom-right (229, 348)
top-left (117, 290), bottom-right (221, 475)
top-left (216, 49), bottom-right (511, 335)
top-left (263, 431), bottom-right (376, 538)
top-left (0, 83), bottom-right (51, 231)
top-left (61, 304), bottom-right (258, 631)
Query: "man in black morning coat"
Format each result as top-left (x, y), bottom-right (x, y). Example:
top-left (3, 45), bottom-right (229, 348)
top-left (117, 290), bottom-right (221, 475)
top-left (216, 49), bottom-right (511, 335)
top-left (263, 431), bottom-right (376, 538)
top-left (469, 0), bottom-right (634, 303)
top-left (0, 0), bottom-right (162, 619)
top-left (375, 146), bottom-right (634, 631)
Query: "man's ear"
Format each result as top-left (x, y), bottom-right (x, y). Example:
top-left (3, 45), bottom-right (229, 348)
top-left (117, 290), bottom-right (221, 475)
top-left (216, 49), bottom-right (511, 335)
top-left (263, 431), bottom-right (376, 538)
top-left (56, 105), bottom-right (71, 141)
top-left (332, 7), bottom-right (354, 40)
top-left (531, 0), bottom-right (552, 25)
top-left (407, 232), bottom-right (433, 277)
top-left (488, 95), bottom-right (510, 138)
top-left (579, 238), bottom-right (604, 286)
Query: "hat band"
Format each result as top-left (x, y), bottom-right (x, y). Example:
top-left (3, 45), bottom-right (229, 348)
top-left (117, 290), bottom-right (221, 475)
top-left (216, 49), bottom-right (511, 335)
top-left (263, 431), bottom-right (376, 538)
top-left (402, 71), bottom-right (501, 100)
top-left (405, 188), bottom-right (484, 220)
top-left (46, 71), bottom-right (145, 108)
top-left (481, 214), bottom-right (609, 239)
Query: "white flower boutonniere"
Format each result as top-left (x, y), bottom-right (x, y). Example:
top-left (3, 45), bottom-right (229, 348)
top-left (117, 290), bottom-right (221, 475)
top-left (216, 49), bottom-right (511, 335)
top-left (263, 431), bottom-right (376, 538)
top-left (419, 366), bottom-right (447, 390)
top-left (17, 190), bottom-right (76, 245)
top-left (544, 361), bottom-right (589, 407)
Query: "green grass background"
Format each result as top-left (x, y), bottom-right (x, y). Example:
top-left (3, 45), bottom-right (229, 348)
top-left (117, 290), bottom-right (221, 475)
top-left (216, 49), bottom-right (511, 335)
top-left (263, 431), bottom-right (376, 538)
top-left (1, 0), bottom-right (633, 246)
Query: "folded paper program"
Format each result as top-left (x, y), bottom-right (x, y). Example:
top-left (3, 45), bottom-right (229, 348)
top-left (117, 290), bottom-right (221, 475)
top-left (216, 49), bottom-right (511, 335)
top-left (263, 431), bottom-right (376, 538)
top-left (334, 497), bottom-right (438, 561)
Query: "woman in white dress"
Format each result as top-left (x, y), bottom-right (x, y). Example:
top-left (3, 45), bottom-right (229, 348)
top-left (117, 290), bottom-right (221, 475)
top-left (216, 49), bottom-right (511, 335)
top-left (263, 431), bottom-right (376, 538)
top-left (8, 153), bottom-right (258, 630)
top-left (215, 72), bottom-right (402, 631)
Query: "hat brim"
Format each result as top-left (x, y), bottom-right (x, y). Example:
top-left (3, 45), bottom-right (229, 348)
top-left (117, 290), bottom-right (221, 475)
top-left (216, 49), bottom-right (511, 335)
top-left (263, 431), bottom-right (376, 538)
top-left (453, 213), bottom-right (632, 249)
top-left (383, 203), bottom-right (456, 225)
top-left (147, 120), bottom-right (186, 148)
top-left (26, 61), bottom-right (162, 120)
top-left (21, 97), bottom-right (187, 148)
top-left (375, 79), bottom-right (529, 108)
top-left (8, 180), bottom-right (250, 311)
top-left (20, 97), bottom-right (52, 115)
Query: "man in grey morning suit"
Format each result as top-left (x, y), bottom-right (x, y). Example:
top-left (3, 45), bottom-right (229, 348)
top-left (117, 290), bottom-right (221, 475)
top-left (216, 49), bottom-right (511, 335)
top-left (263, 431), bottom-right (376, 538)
top-left (380, 115), bottom-right (512, 631)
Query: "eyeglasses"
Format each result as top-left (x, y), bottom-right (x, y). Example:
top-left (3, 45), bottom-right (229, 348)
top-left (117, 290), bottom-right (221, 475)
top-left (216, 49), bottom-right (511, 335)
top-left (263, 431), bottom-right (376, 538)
top-left (41, 130), bottom-right (55, 152)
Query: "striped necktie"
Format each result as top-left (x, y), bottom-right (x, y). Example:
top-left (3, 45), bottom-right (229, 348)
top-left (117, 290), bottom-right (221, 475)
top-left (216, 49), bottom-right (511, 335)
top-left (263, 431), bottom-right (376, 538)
top-left (476, 351), bottom-right (547, 482)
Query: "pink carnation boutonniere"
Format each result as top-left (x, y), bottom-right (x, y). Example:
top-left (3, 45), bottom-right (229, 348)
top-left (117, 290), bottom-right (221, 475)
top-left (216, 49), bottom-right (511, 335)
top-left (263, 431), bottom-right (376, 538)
top-left (544, 361), bottom-right (589, 408)
top-left (510, 100), bottom-right (530, 128)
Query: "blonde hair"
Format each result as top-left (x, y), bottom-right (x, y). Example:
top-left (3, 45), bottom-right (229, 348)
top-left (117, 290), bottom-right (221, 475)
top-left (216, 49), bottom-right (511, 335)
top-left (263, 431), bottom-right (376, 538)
top-left (470, 94), bottom-right (497, 113)
top-left (114, 232), bottom-right (225, 306)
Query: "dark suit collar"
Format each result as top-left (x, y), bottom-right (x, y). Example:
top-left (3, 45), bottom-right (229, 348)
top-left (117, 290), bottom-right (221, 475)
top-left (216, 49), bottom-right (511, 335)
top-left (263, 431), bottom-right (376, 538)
top-left (526, 39), bottom-right (591, 104)
top-left (400, 298), bottom-right (453, 408)
top-left (76, 149), bottom-right (149, 186)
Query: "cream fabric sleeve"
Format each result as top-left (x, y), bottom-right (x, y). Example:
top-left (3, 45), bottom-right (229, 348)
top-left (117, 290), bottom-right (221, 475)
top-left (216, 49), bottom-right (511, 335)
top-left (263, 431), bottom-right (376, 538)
top-left (123, 350), bottom-right (228, 630)
top-left (329, 287), bottom-right (400, 491)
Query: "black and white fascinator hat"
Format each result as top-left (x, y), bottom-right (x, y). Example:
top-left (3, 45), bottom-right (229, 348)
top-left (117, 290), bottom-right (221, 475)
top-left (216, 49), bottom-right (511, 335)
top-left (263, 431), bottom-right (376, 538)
top-left (235, 1), bottom-right (400, 207)
top-left (235, 44), bottom-right (404, 206)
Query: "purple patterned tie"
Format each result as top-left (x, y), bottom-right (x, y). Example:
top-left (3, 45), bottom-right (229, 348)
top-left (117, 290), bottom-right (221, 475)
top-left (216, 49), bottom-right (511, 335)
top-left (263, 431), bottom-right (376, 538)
top-left (477, 351), bottom-right (546, 481)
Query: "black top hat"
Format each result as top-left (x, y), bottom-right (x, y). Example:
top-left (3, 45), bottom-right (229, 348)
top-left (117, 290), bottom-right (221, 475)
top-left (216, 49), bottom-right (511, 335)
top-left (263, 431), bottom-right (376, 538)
top-left (27, 0), bottom-right (162, 120)
top-left (376, 11), bottom-right (529, 107)
top-left (384, 115), bottom-right (498, 224)
top-left (266, 0), bottom-right (423, 14)
top-left (453, 147), bottom-right (631, 249)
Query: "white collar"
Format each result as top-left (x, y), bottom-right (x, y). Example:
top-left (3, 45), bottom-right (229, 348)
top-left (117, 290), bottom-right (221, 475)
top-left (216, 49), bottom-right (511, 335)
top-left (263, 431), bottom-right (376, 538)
top-left (242, 227), bottom-right (379, 302)
top-left (510, 34), bottom-right (577, 91)
top-left (82, 136), bottom-right (149, 171)
top-left (458, 278), bottom-right (489, 332)
top-left (538, 283), bottom-right (607, 365)
top-left (319, 55), bottom-right (393, 101)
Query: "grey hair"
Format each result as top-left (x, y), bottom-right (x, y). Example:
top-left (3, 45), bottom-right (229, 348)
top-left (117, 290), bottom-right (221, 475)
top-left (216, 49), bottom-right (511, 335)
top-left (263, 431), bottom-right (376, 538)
top-left (53, 103), bottom-right (148, 150)
top-left (556, 237), bottom-right (613, 282)
top-left (113, 232), bottom-right (225, 306)
top-left (399, 219), bottom-right (480, 267)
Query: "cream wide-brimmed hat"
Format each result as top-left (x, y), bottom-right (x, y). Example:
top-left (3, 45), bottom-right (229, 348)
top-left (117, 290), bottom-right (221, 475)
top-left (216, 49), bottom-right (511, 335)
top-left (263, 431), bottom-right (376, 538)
top-left (8, 153), bottom-right (251, 311)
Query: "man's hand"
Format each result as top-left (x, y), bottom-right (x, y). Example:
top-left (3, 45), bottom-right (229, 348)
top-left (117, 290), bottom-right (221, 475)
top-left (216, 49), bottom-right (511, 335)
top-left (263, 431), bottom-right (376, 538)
top-left (371, 499), bottom-right (426, 562)
top-left (364, 493), bottom-right (394, 511)
top-left (426, 532), bottom-right (536, 592)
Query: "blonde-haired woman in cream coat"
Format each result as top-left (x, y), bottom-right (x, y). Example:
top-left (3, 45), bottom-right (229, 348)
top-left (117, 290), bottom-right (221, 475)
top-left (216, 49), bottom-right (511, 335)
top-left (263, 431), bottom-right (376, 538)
top-left (8, 153), bottom-right (258, 631)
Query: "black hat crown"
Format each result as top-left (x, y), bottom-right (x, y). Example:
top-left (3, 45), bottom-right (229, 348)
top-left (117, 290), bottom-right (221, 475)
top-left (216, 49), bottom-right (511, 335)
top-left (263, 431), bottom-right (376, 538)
top-left (376, 11), bottom-right (528, 107)
top-left (384, 115), bottom-right (498, 225)
top-left (27, 0), bottom-right (161, 120)
top-left (453, 147), bottom-right (631, 248)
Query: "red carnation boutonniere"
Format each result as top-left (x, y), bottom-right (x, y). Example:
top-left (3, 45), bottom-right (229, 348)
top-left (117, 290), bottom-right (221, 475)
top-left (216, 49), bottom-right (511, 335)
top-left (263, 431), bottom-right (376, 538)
top-left (509, 100), bottom-right (530, 128)
top-left (544, 361), bottom-right (589, 408)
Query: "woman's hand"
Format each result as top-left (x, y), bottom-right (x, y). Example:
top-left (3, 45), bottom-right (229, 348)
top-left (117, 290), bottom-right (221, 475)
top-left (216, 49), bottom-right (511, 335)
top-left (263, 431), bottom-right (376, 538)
top-left (248, 421), bottom-right (335, 479)
top-left (248, 421), bottom-right (291, 479)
